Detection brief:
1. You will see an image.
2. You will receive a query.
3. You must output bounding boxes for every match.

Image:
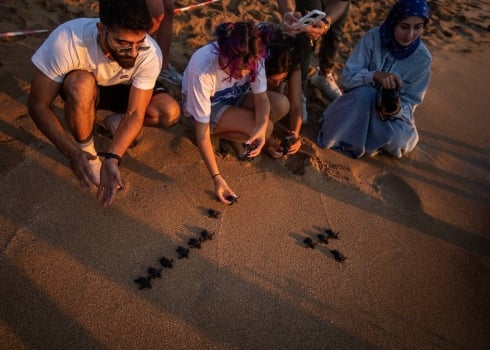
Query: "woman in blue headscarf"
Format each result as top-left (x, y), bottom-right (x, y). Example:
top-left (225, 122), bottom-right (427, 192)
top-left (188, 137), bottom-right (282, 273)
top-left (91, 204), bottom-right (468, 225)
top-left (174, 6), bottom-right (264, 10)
top-left (317, 0), bottom-right (431, 158)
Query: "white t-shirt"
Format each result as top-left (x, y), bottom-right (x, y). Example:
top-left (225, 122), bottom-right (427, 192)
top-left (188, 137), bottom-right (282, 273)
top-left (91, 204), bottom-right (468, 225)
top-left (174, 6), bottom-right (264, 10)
top-left (182, 42), bottom-right (267, 124)
top-left (31, 18), bottom-right (162, 90)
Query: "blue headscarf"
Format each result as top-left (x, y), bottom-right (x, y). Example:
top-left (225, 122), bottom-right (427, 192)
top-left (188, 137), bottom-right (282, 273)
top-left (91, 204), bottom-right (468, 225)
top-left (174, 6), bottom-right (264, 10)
top-left (379, 0), bottom-right (429, 60)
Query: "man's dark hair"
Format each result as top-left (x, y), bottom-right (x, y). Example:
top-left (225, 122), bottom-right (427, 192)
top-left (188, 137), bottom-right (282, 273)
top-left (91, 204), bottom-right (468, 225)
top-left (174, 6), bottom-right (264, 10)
top-left (99, 0), bottom-right (152, 32)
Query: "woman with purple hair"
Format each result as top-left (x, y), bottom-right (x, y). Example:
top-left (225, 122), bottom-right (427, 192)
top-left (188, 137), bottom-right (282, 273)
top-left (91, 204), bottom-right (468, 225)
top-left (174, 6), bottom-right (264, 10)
top-left (182, 22), bottom-right (289, 204)
top-left (317, 0), bottom-right (432, 158)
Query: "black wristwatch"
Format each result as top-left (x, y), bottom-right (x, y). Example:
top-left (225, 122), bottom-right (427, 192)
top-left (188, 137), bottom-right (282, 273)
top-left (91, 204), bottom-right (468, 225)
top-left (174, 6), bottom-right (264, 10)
top-left (322, 18), bottom-right (331, 34)
top-left (97, 152), bottom-right (122, 166)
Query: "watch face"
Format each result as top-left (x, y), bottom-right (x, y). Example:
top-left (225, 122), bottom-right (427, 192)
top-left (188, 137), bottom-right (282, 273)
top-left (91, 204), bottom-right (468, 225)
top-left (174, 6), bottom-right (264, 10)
top-left (323, 22), bottom-right (330, 34)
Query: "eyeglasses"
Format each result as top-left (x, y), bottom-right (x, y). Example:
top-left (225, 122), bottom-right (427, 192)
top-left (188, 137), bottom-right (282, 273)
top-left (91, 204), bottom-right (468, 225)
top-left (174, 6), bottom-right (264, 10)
top-left (105, 28), bottom-right (150, 55)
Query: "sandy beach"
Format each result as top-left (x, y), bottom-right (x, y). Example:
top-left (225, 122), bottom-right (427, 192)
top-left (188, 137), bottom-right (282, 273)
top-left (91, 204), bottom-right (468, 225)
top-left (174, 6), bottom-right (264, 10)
top-left (1, 0), bottom-right (489, 349)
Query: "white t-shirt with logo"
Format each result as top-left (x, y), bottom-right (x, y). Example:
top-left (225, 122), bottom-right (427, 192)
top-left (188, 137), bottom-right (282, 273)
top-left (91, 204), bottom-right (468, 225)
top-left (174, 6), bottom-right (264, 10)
top-left (182, 42), bottom-right (267, 124)
top-left (31, 18), bottom-right (162, 90)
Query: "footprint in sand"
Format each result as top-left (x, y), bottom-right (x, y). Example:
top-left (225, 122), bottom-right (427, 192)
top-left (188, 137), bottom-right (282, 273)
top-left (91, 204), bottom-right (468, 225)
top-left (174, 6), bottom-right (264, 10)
top-left (373, 173), bottom-right (421, 211)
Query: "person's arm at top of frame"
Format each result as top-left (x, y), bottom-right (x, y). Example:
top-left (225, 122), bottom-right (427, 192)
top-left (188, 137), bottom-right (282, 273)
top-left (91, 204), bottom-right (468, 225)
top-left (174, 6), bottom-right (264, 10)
top-left (323, 0), bottom-right (350, 27)
top-left (146, 0), bottom-right (164, 34)
top-left (279, 0), bottom-right (349, 25)
top-left (157, 0), bottom-right (175, 69)
top-left (302, 0), bottom-right (350, 41)
top-left (146, 0), bottom-right (175, 69)
top-left (278, 0), bottom-right (295, 14)
top-left (277, 0), bottom-right (303, 34)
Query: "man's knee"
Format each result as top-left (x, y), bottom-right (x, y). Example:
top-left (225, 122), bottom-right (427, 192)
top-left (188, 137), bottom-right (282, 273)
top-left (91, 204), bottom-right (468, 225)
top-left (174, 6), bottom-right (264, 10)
top-left (145, 94), bottom-right (181, 128)
top-left (62, 71), bottom-right (97, 102)
top-left (160, 100), bottom-right (181, 127)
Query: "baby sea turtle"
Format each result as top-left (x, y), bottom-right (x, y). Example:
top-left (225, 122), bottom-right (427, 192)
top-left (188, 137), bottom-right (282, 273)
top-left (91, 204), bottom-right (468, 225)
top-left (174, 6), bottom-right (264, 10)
top-left (159, 256), bottom-right (174, 268)
top-left (176, 246), bottom-right (190, 259)
top-left (225, 195), bottom-right (239, 204)
top-left (330, 249), bottom-right (347, 262)
top-left (303, 237), bottom-right (317, 249)
top-left (325, 229), bottom-right (339, 239)
top-left (208, 208), bottom-right (221, 218)
top-left (200, 229), bottom-right (215, 241)
top-left (188, 238), bottom-right (202, 249)
top-left (242, 142), bottom-right (258, 158)
top-left (317, 233), bottom-right (329, 244)
top-left (280, 135), bottom-right (297, 155)
top-left (134, 276), bottom-right (152, 289)
top-left (147, 266), bottom-right (163, 279)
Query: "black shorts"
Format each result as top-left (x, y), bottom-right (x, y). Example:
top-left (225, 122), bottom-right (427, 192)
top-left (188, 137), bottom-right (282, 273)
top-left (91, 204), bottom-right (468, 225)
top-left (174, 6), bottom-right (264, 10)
top-left (60, 80), bottom-right (167, 114)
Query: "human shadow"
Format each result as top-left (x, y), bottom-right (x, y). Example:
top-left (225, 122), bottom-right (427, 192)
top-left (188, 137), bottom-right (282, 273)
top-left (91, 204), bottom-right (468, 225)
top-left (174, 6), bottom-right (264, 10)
top-left (256, 149), bottom-right (490, 257)
top-left (0, 258), bottom-right (105, 349)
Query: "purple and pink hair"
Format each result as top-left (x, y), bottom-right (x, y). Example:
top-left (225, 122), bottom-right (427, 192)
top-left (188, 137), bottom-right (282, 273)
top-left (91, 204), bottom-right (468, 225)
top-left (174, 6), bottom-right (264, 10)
top-left (213, 22), bottom-right (272, 82)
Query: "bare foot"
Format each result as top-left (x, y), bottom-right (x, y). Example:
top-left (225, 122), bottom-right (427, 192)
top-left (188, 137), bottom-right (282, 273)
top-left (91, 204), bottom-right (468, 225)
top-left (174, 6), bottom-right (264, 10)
top-left (264, 138), bottom-right (283, 158)
top-left (102, 113), bottom-right (143, 148)
top-left (103, 113), bottom-right (122, 136)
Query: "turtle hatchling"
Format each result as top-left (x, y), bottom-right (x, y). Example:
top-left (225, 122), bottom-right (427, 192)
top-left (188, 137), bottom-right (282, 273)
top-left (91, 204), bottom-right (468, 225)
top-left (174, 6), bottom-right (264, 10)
top-left (225, 195), bottom-right (239, 204)
top-left (303, 237), bottom-right (317, 249)
top-left (188, 238), bottom-right (202, 249)
top-left (317, 233), bottom-right (329, 244)
top-left (200, 229), bottom-right (215, 241)
top-left (325, 229), bottom-right (339, 239)
top-left (159, 256), bottom-right (174, 268)
top-left (330, 249), bottom-right (347, 262)
top-left (148, 266), bottom-right (163, 279)
top-left (134, 276), bottom-right (152, 289)
top-left (176, 246), bottom-right (190, 259)
top-left (208, 208), bottom-right (220, 218)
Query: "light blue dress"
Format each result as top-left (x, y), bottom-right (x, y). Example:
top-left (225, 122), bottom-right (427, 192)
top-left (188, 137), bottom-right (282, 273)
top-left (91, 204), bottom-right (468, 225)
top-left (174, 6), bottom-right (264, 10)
top-left (317, 27), bottom-right (432, 158)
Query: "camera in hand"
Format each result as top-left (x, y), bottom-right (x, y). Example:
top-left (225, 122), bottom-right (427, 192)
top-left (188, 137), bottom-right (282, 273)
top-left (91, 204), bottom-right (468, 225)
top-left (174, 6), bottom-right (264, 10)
top-left (376, 86), bottom-right (401, 120)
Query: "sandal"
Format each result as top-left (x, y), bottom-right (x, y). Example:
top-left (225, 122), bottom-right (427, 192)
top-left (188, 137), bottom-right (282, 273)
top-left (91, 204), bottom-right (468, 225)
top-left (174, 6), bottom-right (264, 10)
top-left (264, 139), bottom-right (283, 158)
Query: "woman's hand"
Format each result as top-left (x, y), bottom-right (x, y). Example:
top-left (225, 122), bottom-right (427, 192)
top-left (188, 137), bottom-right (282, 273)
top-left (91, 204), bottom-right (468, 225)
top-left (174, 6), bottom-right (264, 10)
top-left (244, 125), bottom-right (267, 158)
top-left (265, 135), bottom-right (302, 158)
top-left (287, 137), bottom-right (302, 155)
top-left (213, 175), bottom-right (238, 205)
top-left (281, 11), bottom-right (303, 35)
top-left (374, 72), bottom-right (403, 90)
top-left (303, 21), bottom-right (326, 41)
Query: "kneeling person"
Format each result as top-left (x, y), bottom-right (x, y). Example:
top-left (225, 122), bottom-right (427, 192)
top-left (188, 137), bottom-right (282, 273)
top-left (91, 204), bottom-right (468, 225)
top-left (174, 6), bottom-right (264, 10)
top-left (28, 0), bottom-right (180, 207)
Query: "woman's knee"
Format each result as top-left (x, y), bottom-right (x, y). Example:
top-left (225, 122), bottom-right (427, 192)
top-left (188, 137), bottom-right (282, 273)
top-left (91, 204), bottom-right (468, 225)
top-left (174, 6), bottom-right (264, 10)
top-left (268, 92), bottom-right (290, 123)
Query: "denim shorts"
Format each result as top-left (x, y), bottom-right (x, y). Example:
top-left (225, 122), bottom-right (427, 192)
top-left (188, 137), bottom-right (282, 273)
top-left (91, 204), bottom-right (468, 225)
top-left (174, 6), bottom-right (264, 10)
top-left (183, 93), bottom-right (247, 131)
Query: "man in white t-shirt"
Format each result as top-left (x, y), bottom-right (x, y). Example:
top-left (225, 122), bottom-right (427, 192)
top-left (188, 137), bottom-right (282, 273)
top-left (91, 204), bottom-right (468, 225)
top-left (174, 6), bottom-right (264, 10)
top-left (28, 0), bottom-right (180, 207)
